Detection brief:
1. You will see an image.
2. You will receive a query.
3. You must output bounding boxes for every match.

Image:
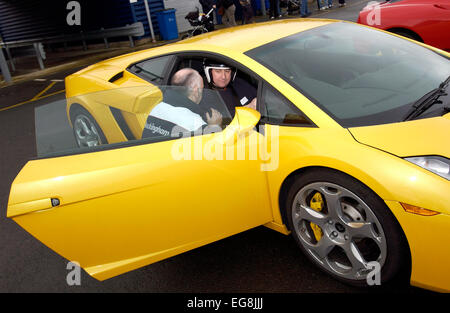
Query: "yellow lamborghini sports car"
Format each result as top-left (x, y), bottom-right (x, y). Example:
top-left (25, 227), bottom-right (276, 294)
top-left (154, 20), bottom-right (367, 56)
top-left (7, 19), bottom-right (450, 292)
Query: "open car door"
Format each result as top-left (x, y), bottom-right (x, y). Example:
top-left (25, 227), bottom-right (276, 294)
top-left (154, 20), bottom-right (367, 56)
top-left (7, 87), bottom-right (273, 281)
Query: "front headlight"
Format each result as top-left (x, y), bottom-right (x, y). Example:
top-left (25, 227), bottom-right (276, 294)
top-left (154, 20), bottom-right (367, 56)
top-left (405, 156), bottom-right (450, 180)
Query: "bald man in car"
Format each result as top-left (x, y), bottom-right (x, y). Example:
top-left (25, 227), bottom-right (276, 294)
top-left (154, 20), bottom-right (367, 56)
top-left (171, 68), bottom-right (223, 125)
top-left (142, 68), bottom-right (222, 139)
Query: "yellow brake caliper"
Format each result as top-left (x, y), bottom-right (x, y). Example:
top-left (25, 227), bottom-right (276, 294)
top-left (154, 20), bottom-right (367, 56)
top-left (310, 192), bottom-right (324, 242)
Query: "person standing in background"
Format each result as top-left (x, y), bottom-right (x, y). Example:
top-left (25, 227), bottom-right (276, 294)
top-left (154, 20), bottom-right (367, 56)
top-left (199, 0), bottom-right (216, 31)
top-left (240, 0), bottom-right (254, 24)
top-left (322, 0), bottom-right (333, 9)
top-left (300, 0), bottom-right (311, 17)
top-left (218, 0), bottom-right (237, 27)
top-left (269, 0), bottom-right (282, 19)
top-left (317, 0), bottom-right (327, 10)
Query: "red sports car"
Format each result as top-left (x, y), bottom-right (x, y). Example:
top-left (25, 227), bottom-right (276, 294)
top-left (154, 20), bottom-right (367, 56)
top-left (357, 0), bottom-right (450, 52)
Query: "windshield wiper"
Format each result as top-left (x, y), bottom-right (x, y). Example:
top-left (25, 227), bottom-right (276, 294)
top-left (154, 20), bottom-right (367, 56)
top-left (403, 75), bottom-right (450, 121)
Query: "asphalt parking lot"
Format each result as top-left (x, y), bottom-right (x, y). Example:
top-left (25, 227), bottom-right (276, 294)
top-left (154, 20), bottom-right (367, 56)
top-left (0, 0), bottom-right (434, 294)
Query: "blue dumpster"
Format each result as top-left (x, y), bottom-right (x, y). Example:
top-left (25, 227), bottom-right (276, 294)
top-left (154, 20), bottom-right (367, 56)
top-left (155, 9), bottom-right (178, 40)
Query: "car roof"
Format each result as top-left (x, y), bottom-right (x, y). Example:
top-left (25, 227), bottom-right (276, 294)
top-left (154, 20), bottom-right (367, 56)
top-left (178, 19), bottom-right (337, 53)
top-left (76, 19), bottom-right (339, 75)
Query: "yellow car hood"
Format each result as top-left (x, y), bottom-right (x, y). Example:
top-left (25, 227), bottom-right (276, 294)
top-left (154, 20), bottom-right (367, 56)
top-left (349, 113), bottom-right (450, 158)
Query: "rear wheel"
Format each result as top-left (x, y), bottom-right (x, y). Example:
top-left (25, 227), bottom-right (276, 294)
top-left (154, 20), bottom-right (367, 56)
top-left (285, 169), bottom-right (408, 287)
top-left (70, 106), bottom-right (107, 148)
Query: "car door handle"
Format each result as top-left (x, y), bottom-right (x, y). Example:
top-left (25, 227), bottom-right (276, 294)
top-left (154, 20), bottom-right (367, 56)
top-left (7, 197), bottom-right (60, 218)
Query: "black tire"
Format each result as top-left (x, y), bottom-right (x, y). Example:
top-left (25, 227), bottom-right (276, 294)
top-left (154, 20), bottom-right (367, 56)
top-left (391, 30), bottom-right (422, 42)
top-left (192, 28), bottom-right (206, 37)
top-left (70, 106), bottom-right (107, 148)
top-left (285, 168), bottom-right (409, 287)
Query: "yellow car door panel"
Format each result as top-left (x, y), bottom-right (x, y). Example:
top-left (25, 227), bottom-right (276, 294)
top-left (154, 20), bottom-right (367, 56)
top-left (8, 121), bottom-right (272, 281)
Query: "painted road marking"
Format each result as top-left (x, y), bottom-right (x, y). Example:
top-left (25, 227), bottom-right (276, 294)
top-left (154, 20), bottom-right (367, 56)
top-left (0, 89), bottom-right (65, 112)
top-left (31, 81), bottom-right (57, 101)
top-left (33, 78), bottom-right (64, 82)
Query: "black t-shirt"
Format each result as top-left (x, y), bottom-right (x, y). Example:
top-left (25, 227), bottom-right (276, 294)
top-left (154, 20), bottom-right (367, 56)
top-left (200, 0), bottom-right (215, 11)
top-left (217, 77), bottom-right (257, 117)
top-left (218, 0), bottom-right (235, 9)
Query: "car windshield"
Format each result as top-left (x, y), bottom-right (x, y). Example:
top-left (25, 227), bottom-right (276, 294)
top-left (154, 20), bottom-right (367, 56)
top-left (246, 22), bottom-right (450, 127)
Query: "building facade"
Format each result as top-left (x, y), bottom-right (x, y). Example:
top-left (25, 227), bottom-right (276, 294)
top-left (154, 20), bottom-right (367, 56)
top-left (0, 0), bottom-right (166, 43)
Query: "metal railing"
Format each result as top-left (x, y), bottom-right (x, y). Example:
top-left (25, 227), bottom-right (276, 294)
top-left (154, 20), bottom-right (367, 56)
top-left (0, 22), bottom-right (145, 83)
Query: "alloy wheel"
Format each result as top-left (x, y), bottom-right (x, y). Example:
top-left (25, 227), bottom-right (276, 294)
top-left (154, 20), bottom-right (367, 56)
top-left (291, 182), bottom-right (387, 281)
top-left (73, 113), bottom-right (103, 147)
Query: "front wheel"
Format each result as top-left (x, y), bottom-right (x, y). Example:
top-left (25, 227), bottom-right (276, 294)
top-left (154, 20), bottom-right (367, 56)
top-left (285, 169), bottom-right (409, 287)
